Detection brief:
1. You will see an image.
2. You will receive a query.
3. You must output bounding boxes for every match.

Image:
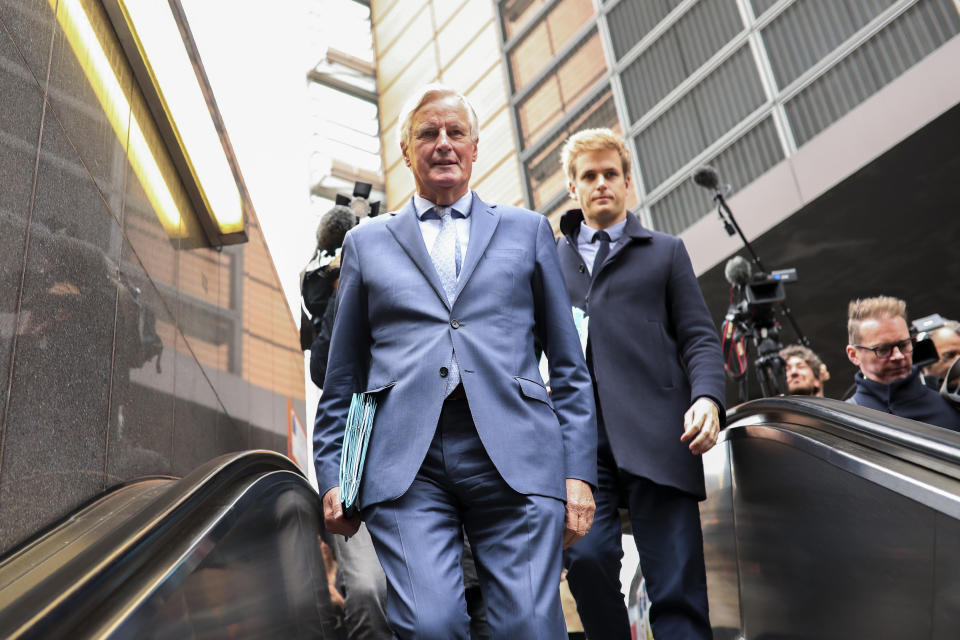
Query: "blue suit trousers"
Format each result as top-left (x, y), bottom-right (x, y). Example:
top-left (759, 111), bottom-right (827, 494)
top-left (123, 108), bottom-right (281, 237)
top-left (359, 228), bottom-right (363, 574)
top-left (564, 422), bottom-right (711, 639)
top-left (363, 397), bottom-right (567, 639)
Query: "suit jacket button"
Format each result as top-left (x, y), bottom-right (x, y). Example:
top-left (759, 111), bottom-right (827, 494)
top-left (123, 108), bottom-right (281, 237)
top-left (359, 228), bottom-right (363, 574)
top-left (450, 319), bottom-right (460, 329)
top-left (439, 367), bottom-right (449, 378)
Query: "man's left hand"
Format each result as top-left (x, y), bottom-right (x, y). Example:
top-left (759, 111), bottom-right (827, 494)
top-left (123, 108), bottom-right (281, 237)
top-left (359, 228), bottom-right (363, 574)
top-left (563, 478), bottom-right (595, 548)
top-left (680, 397), bottom-right (720, 455)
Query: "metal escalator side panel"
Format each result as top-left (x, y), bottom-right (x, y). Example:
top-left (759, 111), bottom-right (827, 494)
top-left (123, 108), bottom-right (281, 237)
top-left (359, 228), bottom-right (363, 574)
top-left (700, 440), bottom-right (741, 640)
top-left (101, 470), bottom-right (330, 639)
top-left (708, 418), bottom-right (960, 639)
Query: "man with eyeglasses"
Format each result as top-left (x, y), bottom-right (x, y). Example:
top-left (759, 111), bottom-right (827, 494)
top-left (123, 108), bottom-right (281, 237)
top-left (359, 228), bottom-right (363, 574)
top-left (845, 296), bottom-right (960, 430)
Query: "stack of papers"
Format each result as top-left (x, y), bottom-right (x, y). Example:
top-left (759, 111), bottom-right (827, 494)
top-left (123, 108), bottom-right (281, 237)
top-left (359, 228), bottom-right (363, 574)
top-left (339, 392), bottom-right (378, 515)
top-left (539, 306), bottom-right (589, 386)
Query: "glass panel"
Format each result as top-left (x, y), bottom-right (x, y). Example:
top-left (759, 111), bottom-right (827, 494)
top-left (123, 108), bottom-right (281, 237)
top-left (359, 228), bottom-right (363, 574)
top-left (525, 90), bottom-right (619, 208)
top-left (516, 30), bottom-right (606, 148)
top-left (500, 0), bottom-right (550, 41)
top-left (508, 0), bottom-right (594, 91)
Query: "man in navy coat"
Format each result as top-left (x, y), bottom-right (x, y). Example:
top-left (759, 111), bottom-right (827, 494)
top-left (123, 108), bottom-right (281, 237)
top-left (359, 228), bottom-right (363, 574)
top-left (556, 128), bottom-right (725, 639)
top-left (314, 85), bottom-right (597, 639)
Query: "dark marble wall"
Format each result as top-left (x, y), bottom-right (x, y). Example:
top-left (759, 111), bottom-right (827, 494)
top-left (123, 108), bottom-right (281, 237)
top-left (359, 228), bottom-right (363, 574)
top-left (0, 0), bottom-right (306, 555)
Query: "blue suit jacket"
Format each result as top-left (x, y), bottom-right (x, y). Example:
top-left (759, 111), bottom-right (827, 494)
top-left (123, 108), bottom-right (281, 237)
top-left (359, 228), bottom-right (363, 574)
top-left (313, 194), bottom-right (597, 508)
top-left (558, 209), bottom-right (725, 499)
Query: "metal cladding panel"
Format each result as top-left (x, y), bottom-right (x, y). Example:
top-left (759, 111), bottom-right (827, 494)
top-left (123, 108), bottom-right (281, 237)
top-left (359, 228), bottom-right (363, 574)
top-left (710, 117), bottom-right (784, 200)
top-left (636, 96), bottom-right (705, 189)
top-left (649, 176), bottom-right (709, 235)
top-left (650, 117), bottom-right (782, 234)
top-left (635, 45), bottom-right (765, 188)
top-left (676, 0), bottom-right (744, 74)
top-left (622, 0), bottom-right (743, 123)
top-left (622, 34), bottom-right (688, 123)
top-left (750, 0), bottom-right (779, 18)
top-left (607, 0), bottom-right (678, 60)
top-left (762, 0), bottom-right (896, 89)
top-left (786, 0), bottom-right (960, 147)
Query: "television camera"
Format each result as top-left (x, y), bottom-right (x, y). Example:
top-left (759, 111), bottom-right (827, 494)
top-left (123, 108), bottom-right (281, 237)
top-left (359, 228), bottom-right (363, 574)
top-left (692, 165), bottom-right (810, 401)
top-left (721, 257), bottom-right (801, 399)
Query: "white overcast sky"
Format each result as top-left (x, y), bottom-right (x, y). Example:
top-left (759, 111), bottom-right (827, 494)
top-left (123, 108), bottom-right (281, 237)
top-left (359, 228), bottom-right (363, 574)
top-left (180, 0), bottom-right (317, 321)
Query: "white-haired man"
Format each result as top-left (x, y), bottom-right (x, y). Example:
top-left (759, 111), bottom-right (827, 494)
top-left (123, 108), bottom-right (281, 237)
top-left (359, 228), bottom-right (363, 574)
top-left (313, 84), bottom-right (597, 638)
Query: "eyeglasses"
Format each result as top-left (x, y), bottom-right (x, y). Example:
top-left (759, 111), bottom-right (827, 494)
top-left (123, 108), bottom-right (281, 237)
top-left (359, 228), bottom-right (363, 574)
top-left (852, 339), bottom-right (913, 359)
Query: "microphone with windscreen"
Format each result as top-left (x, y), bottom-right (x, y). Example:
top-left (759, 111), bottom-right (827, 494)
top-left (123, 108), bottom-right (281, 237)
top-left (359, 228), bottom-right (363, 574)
top-left (724, 255), bottom-right (752, 288)
top-left (691, 165), bottom-right (720, 191)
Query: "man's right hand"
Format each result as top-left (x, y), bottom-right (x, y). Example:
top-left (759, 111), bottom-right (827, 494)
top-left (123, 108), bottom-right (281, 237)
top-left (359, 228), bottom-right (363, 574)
top-left (323, 487), bottom-right (361, 538)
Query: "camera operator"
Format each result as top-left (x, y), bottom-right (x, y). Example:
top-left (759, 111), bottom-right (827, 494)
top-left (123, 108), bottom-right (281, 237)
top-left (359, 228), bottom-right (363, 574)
top-left (780, 344), bottom-right (829, 397)
top-left (846, 296), bottom-right (960, 430)
top-left (301, 204), bottom-right (357, 388)
top-left (922, 319), bottom-right (960, 393)
top-left (300, 202), bottom-right (393, 640)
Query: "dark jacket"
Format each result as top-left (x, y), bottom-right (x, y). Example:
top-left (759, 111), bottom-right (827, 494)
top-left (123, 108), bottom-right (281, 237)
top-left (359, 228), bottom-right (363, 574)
top-left (557, 209), bottom-right (726, 499)
top-left (850, 367), bottom-right (960, 431)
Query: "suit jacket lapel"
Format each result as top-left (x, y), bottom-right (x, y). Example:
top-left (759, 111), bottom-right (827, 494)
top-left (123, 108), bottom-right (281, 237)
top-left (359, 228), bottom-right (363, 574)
top-left (386, 200), bottom-right (450, 308)
top-left (455, 193), bottom-right (500, 299)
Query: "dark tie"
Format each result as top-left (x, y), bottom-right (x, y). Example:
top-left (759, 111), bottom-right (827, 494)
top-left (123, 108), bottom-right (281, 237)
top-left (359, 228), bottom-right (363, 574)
top-left (592, 230), bottom-right (611, 275)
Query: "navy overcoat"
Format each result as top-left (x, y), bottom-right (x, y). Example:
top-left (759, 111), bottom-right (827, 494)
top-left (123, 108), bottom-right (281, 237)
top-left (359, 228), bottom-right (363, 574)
top-left (557, 209), bottom-right (725, 499)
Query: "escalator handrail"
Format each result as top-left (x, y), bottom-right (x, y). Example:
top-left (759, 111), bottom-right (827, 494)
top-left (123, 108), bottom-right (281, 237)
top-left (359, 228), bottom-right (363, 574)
top-left (0, 450), bottom-right (317, 638)
top-left (726, 396), bottom-right (960, 480)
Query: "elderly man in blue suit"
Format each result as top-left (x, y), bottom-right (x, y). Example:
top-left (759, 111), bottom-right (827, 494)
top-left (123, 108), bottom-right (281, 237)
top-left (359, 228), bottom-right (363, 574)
top-left (556, 129), bottom-right (725, 639)
top-left (313, 84), bottom-right (597, 639)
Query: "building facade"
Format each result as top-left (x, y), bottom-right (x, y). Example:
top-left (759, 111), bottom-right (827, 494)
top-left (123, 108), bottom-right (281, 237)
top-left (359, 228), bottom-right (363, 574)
top-left (369, 0), bottom-right (960, 399)
top-left (371, 0), bottom-right (526, 210)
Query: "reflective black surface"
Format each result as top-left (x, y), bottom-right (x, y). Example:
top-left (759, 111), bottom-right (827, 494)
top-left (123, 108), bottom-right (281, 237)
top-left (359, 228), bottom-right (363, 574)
top-left (0, 451), bottom-right (337, 639)
top-left (0, 1), bottom-right (306, 556)
top-left (702, 397), bottom-right (960, 639)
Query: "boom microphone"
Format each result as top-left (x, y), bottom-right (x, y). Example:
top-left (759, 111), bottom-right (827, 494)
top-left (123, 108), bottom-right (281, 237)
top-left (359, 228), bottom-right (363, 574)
top-left (316, 204), bottom-right (358, 255)
top-left (692, 165), bottom-right (720, 191)
top-left (724, 255), bottom-right (752, 288)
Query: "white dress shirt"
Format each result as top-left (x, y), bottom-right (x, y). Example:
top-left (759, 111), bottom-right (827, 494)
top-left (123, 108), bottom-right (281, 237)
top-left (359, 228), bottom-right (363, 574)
top-left (413, 192), bottom-right (473, 274)
top-left (577, 218), bottom-right (626, 275)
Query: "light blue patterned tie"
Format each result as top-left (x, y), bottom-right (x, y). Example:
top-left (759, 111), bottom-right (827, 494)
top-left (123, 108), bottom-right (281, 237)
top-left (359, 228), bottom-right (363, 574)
top-left (430, 206), bottom-right (461, 394)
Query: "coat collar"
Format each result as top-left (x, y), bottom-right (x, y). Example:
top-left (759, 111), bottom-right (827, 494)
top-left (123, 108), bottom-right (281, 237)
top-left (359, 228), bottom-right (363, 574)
top-left (559, 208), bottom-right (653, 243)
top-left (385, 191), bottom-right (500, 309)
top-left (854, 366), bottom-right (927, 403)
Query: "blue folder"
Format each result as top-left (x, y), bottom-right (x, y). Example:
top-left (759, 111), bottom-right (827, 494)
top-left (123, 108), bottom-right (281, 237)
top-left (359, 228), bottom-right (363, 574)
top-left (339, 392), bottom-right (378, 517)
